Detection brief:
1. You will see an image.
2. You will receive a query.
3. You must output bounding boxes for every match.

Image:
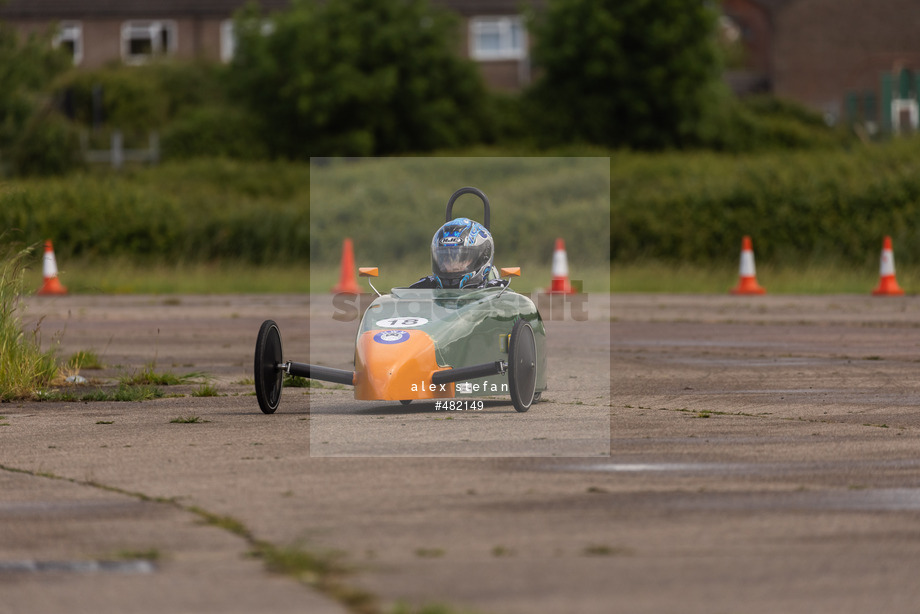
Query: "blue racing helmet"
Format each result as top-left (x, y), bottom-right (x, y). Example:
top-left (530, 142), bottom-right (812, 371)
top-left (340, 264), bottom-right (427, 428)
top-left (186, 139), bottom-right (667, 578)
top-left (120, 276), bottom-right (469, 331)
top-left (431, 217), bottom-right (494, 288)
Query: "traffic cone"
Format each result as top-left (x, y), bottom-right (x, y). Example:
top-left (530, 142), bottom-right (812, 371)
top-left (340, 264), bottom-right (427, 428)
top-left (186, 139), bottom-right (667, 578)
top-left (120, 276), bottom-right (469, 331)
top-left (730, 236), bottom-right (766, 295)
top-left (872, 236), bottom-right (905, 296)
top-left (37, 240), bottom-right (68, 295)
top-left (547, 238), bottom-right (576, 294)
top-left (331, 238), bottom-right (361, 294)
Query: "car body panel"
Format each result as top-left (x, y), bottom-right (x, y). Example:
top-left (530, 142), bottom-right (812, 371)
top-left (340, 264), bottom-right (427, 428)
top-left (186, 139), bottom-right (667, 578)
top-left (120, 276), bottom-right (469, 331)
top-left (354, 286), bottom-right (547, 399)
top-left (354, 329), bottom-right (454, 400)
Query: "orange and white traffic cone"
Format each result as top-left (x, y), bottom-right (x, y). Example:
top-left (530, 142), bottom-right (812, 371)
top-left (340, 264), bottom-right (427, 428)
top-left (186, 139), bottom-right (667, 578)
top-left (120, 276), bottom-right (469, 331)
top-left (872, 236), bottom-right (905, 296)
top-left (36, 240), bottom-right (68, 296)
top-left (730, 236), bottom-right (766, 295)
top-left (547, 238), bottom-right (576, 294)
top-left (331, 238), bottom-right (361, 294)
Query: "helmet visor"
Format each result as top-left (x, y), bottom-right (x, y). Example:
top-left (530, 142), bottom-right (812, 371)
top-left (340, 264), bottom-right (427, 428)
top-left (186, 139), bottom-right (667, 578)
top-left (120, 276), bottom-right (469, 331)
top-left (432, 245), bottom-right (477, 276)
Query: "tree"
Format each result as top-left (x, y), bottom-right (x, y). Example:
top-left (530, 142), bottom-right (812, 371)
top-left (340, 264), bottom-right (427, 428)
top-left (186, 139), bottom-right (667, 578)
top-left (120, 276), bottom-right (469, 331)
top-left (229, 0), bottom-right (491, 157)
top-left (0, 20), bottom-right (75, 175)
top-left (526, 0), bottom-right (728, 150)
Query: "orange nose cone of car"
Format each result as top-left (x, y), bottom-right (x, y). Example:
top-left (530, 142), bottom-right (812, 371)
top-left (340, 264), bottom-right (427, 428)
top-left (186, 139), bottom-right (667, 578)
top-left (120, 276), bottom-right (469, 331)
top-left (354, 329), bottom-right (454, 400)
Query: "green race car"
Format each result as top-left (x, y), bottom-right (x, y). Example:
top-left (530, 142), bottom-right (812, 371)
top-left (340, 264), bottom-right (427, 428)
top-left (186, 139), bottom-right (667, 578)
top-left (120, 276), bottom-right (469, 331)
top-left (254, 187), bottom-right (547, 414)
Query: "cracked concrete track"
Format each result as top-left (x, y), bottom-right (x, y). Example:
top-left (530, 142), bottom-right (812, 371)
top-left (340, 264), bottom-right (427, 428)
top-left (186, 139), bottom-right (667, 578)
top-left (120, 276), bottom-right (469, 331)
top-left (3, 293), bottom-right (920, 614)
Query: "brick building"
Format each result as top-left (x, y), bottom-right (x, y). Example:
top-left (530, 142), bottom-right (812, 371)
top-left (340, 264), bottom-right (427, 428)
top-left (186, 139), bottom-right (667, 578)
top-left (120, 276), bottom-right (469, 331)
top-left (721, 0), bottom-right (783, 95)
top-left (435, 0), bottom-right (540, 91)
top-left (4, 0), bottom-right (919, 123)
top-left (0, 0), bottom-right (538, 91)
top-left (773, 0), bottom-right (920, 125)
top-left (723, 0), bottom-right (920, 126)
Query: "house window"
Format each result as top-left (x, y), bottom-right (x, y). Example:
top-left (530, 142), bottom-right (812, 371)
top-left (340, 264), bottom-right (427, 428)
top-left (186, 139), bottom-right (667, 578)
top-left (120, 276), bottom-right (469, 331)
top-left (469, 16), bottom-right (526, 61)
top-left (54, 21), bottom-right (83, 65)
top-left (121, 21), bottom-right (177, 64)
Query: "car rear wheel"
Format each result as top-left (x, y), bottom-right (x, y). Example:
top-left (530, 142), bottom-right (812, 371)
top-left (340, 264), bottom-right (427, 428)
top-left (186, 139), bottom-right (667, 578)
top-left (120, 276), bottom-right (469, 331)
top-left (508, 319), bottom-right (537, 412)
top-left (254, 319), bottom-right (284, 414)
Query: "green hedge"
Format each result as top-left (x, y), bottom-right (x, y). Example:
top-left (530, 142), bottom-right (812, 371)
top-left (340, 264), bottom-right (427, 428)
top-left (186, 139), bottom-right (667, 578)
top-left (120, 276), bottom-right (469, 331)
top-left (160, 105), bottom-right (267, 160)
top-left (610, 137), bottom-right (920, 267)
top-left (2, 139), bottom-right (920, 268)
top-left (0, 159), bottom-right (309, 264)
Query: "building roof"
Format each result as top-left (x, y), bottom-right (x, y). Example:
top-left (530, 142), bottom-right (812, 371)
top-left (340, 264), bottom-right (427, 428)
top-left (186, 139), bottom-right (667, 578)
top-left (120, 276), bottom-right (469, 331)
top-left (0, 0), bottom-right (291, 19)
top-left (0, 0), bottom-right (544, 19)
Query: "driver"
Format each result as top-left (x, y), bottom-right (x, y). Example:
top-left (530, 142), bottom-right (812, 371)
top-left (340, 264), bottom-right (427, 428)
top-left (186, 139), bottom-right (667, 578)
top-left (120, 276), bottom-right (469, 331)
top-left (410, 217), bottom-right (507, 289)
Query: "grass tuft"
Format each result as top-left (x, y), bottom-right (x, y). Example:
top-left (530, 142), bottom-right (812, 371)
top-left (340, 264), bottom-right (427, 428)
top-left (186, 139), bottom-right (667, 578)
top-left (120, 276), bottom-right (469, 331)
top-left (0, 243), bottom-right (57, 400)
top-left (284, 375), bottom-right (323, 388)
top-left (582, 544), bottom-right (633, 557)
top-left (188, 506), bottom-right (251, 538)
top-left (66, 350), bottom-right (103, 370)
top-left (191, 383), bottom-right (220, 397)
top-left (34, 384), bottom-right (163, 402)
top-left (258, 543), bottom-right (342, 580)
top-left (113, 384), bottom-right (163, 401)
top-left (121, 366), bottom-right (208, 386)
